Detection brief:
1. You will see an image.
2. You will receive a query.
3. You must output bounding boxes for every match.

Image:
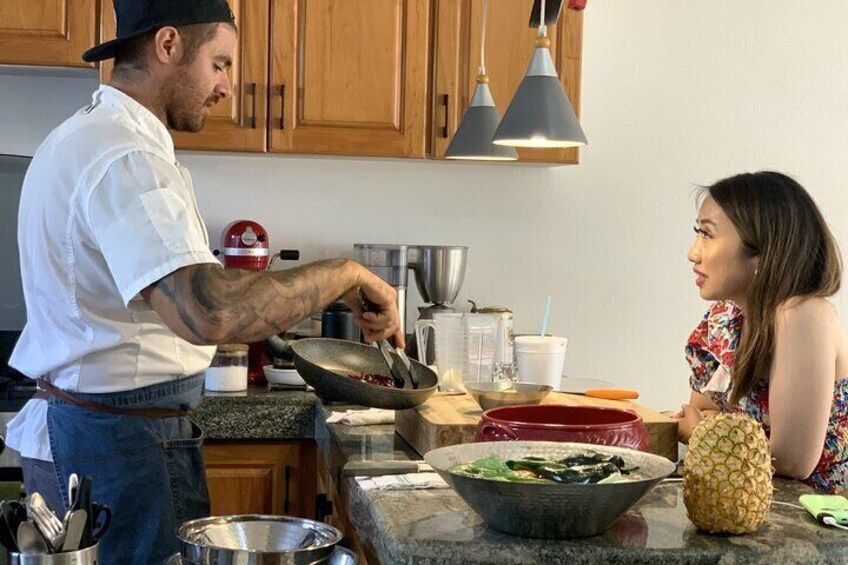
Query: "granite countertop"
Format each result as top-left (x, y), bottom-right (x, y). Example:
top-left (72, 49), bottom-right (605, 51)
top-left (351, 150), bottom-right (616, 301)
top-left (193, 386), bottom-right (317, 440)
top-left (312, 403), bottom-right (848, 565)
top-left (195, 388), bottom-right (848, 564)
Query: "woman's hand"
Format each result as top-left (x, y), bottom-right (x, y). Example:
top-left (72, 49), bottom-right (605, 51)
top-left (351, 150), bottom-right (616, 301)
top-left (675, 404), bottom-right (703, 444)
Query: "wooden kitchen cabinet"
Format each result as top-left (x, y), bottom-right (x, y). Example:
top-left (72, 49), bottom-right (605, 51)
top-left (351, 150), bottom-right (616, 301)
top-left (91, 0), bottom-right (584, 163)
top-left (99, 0), bottom-right (269, 152)
top-left (268, 0), bottom-right (430, 158)
top-left (432, 0), bottom-right (583, 164)
top-left (315, 457), bottom-right (371, 563)
top-left (0, 0), bottom-right (97, 67)
top-left (203, 441), bottom-right (317, 518)
top-left (99, 0), bottom-right (430, 157)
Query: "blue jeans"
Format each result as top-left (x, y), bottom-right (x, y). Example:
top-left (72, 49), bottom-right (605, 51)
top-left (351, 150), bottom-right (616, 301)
top-left (46, 376), bottom-right (209, 565)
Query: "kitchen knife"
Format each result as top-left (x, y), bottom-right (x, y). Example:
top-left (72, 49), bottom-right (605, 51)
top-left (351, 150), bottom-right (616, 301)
top-left (555, 376), bottom-right (639, 399)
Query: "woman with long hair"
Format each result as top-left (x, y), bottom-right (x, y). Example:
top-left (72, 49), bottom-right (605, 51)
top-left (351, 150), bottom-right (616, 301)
top-left (679, 171), bottom-right (848, 492)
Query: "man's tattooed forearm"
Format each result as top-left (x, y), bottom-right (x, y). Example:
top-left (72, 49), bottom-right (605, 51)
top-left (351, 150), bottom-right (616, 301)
top-left (154, 260), bottom-right (351, 344)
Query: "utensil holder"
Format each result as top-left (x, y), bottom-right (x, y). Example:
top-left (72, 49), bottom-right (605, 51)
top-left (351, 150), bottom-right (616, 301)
top-left (10, 543), bottom-right (99, 565)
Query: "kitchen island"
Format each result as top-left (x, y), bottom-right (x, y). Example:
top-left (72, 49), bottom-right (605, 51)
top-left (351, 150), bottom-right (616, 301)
top-left (197, 388), bottom-right (848, 564)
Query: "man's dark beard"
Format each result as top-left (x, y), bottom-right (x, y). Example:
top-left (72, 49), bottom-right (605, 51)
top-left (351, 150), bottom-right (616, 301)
top-left (166, 95), bottom-right (218, 132)
top-left (166, 105), bottom-right (204, 133)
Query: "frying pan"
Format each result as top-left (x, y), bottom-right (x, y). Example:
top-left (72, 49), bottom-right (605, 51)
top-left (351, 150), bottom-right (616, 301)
top-left (291, 338), bottom-right (438, 410)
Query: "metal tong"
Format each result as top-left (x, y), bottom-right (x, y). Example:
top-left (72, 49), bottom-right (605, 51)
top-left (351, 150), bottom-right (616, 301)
top-left (357, 288), bottom-right (418, 389)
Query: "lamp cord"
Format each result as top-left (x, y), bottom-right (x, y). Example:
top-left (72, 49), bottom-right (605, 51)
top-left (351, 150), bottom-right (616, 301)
top-left (538, 0), bottom-right (548, 38)
top-left (479, 0), bottom-right (487, 75)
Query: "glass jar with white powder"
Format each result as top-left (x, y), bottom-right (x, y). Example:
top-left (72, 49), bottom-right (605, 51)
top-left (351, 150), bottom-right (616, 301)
top-left (205, 344), bottom-right (249, 392)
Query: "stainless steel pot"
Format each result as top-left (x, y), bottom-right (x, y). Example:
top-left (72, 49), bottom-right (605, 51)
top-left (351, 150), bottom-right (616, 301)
top-left (177, 515), bottom-right (343, 565)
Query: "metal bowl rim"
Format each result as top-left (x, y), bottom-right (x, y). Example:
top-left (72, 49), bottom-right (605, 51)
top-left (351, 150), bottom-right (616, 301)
top-left (464, 382), bottom-right (553, 394)
top-left (177, 514), bottom-right (343, 554)
top-left (480, 404), bottom-right (643, 431)
top-left (424, 440), bottom-right (677, 486)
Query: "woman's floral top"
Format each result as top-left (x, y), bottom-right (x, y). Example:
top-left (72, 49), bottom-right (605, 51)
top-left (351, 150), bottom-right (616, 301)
top-left (685, 300), bottom-right (848, 493)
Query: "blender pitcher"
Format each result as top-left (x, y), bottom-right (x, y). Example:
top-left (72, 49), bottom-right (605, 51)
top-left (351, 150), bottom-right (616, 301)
top-left (415, 313), bottom-right (499, 392)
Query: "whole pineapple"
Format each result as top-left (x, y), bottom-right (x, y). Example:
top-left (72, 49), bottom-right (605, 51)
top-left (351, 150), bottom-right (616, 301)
top-left (683, 412), bottom-right (773, 534)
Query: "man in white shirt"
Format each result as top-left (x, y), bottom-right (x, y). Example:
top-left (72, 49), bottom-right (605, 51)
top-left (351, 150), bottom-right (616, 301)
top-left (8, 0), bottom-right (401, 562)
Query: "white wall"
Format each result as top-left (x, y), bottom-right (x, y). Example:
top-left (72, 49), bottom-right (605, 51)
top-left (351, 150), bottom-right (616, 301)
top-left (3, 1), bottom-right (848, 411)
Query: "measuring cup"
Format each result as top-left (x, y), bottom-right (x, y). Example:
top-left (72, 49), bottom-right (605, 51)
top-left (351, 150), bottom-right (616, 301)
top-left (415, 313), bottom-right (499, 392)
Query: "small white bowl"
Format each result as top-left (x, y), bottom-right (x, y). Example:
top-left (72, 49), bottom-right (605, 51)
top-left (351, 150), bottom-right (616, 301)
top-left (263, 365), bottom-right (306, 386)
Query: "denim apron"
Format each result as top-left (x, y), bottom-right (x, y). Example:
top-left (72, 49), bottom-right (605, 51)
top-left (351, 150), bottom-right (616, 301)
top-left (46, 375), bottom-right (209, 565)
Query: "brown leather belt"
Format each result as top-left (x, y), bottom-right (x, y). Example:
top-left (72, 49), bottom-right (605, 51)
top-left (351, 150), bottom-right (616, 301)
top-left (35, 378), bottom-right (189, 418)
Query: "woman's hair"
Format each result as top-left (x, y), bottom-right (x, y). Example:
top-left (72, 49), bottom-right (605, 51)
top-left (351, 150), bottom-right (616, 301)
top-left (703, 171), bottom-right (842, 403)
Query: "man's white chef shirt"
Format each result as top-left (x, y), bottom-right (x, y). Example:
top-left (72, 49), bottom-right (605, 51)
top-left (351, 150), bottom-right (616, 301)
top-left (6, 85), bottom-right (219, 462)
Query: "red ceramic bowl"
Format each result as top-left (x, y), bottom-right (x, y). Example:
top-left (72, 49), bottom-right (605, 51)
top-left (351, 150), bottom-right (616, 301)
top-left (475, 404), bottom-right (650, 452)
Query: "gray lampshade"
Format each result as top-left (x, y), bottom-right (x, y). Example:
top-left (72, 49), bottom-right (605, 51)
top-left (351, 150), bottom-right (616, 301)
top-left (445, 81), bottom-right (518, 161)
top-left (493, 46), bottom-right (587, 148)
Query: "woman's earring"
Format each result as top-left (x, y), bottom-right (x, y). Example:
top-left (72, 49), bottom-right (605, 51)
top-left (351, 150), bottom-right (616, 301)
top-left (754, 268), bottom-right (759, 276)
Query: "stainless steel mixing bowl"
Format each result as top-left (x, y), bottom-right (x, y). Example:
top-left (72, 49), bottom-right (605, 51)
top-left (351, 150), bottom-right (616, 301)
top-left (177, 515), bottom-right (343, 564)
top-left (424, 440), bottom-right (676, 539)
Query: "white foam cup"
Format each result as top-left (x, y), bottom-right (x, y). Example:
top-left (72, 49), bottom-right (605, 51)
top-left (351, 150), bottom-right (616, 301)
top-left (514, 336), bottom-right (568, 389)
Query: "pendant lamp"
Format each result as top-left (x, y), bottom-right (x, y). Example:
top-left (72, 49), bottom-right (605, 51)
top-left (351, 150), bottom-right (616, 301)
top-left (445, 0), bottom-right (518, 161)
top-left (492, 0), bottom-right (587, 148)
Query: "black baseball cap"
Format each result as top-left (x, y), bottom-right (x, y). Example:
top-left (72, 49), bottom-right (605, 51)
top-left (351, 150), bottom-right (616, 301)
top-left (82, 0), bottom-right (236, 63)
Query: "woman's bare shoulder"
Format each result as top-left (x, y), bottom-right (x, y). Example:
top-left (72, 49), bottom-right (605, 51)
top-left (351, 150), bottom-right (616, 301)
top-left (776, 296), bottom-right (839, 330)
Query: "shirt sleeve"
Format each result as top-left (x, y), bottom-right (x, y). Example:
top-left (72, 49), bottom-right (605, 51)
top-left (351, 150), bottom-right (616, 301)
top-left (684, 301), bottom-right (741, 410)
top-left (86, 151), bottom-right (220, 306)
top-left (685, 310), bottom-right (717, 393)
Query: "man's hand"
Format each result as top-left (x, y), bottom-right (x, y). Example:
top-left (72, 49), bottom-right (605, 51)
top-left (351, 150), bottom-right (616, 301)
top-left (343, 267), bottom-right (404, 348)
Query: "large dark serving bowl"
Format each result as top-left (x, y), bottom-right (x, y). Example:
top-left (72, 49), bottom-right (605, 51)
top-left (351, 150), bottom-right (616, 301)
top-left (291, 338), bottom-right (438, 410)
top-left (425, 440), bottom-right (676, 539)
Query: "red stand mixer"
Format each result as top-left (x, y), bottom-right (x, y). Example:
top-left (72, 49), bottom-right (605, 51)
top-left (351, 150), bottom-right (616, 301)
top-left (216, 220), bottom-right (299, 385)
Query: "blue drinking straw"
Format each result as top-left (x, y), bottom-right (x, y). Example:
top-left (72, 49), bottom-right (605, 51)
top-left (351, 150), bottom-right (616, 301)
top-left (540, 296), bottom-right (552, 337)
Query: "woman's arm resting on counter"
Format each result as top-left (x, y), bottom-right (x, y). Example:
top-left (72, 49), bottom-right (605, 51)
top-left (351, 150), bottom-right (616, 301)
top-left (768, 298), bottom-right (837, 480)
top-left (676, 391), bottom-right (721, 443)
top-left (140, 259), bottom-right (402, 346)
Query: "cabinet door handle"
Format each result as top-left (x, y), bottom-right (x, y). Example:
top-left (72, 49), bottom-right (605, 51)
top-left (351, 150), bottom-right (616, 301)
top-left (279, 84), bottom-right (286, 130)
top-left (441, 94), bottom-right (450, 138)
top-left (247, 82), bottom-right (257, 129)
top-left (284, 465), bottom-right (292, 514)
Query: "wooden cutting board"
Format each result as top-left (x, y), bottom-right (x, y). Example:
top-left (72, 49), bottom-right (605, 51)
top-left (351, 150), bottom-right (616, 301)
top-left (395, 392), bottom-right (679, 461)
